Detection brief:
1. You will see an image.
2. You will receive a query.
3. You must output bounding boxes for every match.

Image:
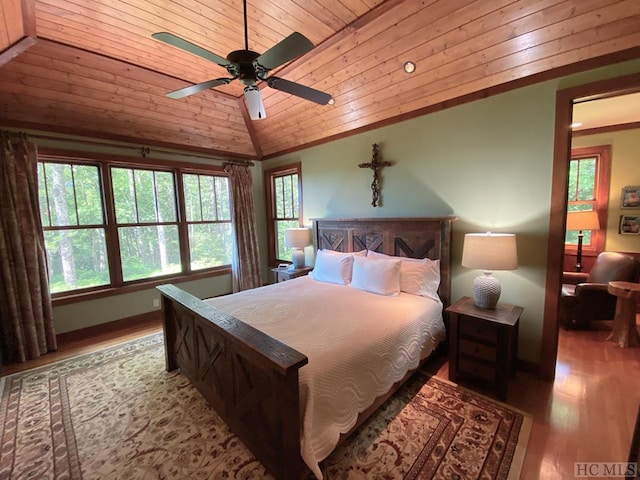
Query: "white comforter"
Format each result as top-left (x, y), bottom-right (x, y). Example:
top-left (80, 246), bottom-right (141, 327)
top-left (205, 274), bottom-right (446, 478)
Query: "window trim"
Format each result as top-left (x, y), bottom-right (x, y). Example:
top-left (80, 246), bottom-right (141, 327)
top-left (264, 162), bottom-right (303, 267)
top-left (38, 148), bottom-right (232, 302)
top-left (565, 145), bottom-right (611, 258)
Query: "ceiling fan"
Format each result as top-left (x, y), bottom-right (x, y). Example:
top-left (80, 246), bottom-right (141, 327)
top-left (152, 0), bottom-right (332, 120)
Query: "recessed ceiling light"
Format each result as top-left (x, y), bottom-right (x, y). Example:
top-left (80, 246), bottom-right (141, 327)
top-left (403, 61), bottom-right (416, 74)
top-left (570, 122), bottom-right (583, 129)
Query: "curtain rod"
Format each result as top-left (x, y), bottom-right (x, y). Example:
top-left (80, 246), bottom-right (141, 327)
top-left (4, 129), bottom-right (256, 166)
top-left (1, 130), bottom-right (28, 142)
top-left (223, 159), bottom-right (256, 167)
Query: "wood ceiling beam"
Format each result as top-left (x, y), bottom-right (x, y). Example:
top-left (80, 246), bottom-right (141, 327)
top-left (0, 0), bottom-right (36, 67)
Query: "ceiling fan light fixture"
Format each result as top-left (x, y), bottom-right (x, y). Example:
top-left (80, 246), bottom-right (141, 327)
top-left (328, 98), bottom-right (335, 105)
top-left (244, 85), bottom-right (267, 120)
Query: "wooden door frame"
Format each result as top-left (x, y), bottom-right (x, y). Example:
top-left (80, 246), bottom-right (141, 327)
top-left (540, 71), bottom-right (640, 382)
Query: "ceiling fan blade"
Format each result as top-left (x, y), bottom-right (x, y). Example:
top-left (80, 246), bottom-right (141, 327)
top-left (254, 32), bottom-right (314, 71)
top-left (266, 77), bottom-right (332, 105)
top-left (152, 32), bottom-right (232, 68)
top-left (167, 78), bottom-right (233, 99)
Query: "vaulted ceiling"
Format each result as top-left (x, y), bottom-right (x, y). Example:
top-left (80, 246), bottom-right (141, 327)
top-left (1, 0), bottom-right (639, 160)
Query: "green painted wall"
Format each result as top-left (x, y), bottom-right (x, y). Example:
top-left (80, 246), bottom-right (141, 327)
top-left (264, 60), bottom-right (640, 365)
top-left (572, 128), bottom-right (640, 252)
top-left (53, 274), bottom-right (233, 333)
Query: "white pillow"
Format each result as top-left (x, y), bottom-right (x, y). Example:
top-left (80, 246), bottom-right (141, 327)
top-left (367, 251), bottom-right (441, 300)
top-left (350, 256), bottom-right (401, 296)
top-left (322, 249), bottom-right (367, 257)
top-left (312, 249), bottom-right (355, 285)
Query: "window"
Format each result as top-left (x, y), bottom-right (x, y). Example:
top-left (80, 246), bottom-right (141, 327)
top-left (111, 167), bottom-right (181, 281)
top-left (264, 163), bottom-right (302, 266)
top-left (39, 161), bottom-right (110, 293)
top-left (565, 145), bottom-right (611, 252)
top-left (37, 151), bottom-right (232, 296)
top-left (183, 173), bottom-right (232, 270)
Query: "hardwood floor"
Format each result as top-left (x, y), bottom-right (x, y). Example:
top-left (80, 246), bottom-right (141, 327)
top-left (433, 317), bottom-right (640, 479)
top-left (1, 316), bottom-right (162, 376)
top-left (2, 316), bottom-right (639, 478)
top-left (517, 320), bottom-right (640, 479)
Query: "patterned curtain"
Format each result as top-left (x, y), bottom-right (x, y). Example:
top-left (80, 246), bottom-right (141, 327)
top-left (224, 162), bottom-right (262, 292)
top-left (0, 132), bottom-right (57, 363)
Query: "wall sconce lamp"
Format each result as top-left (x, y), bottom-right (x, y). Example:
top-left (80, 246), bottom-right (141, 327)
top-left (566, 210), bottom-right (600, 272)
top-left (462, 232), bottom-right (518, 309)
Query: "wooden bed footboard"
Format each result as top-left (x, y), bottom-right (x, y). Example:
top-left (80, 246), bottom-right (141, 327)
top-left (156, 284), bottom-right (309, 480)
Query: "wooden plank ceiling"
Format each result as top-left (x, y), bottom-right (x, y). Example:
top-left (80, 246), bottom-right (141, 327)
top-left (0, 0), bottom-right (639, 160)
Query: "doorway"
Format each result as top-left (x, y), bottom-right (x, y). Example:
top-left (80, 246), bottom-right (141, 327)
top-left (540, 71), bottom-right (640, 382)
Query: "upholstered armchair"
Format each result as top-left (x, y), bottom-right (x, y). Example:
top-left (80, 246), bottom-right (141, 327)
top-left (561, 251), bottom-right (640, 329)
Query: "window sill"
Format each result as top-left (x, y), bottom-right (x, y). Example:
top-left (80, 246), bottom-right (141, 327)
top-left (564, 245), bottom-right (599, 257)
top-left (51, 267), bottom-right (231, 307)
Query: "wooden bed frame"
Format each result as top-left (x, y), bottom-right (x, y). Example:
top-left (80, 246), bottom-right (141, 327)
top-left (157, 217), bottom-right (455, 480)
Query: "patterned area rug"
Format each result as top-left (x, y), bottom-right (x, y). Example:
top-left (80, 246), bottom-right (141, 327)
top-left (0, 333), bottom-right (531, 479)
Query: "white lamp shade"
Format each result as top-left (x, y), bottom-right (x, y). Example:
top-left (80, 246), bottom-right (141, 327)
top-left (461, 233), bottom-right (518, 271)
top-left (284, 228), bottom-right (311, 249)
top-left (244, 85), bottom-right (267, 120)
top-left (566, 210), bottom-right (600, 231)
top-left (462, 232), bottom-right (517, 309)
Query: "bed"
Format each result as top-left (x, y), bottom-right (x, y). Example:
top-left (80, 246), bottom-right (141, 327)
top-left (157, 217), bottom-right (455, 479)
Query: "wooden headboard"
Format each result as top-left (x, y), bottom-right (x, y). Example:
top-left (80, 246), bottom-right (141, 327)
top-left (312, 217), bottom-right (456, 308)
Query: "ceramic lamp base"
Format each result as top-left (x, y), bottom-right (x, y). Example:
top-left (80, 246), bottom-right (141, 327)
top-left (291, 249), bottom-right (305, 269)
top-left (472, 271), bottom-right (501, 309)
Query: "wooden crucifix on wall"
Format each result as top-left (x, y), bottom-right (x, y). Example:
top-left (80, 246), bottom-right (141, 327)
top-left (358, 143), bottom-right (393, 207)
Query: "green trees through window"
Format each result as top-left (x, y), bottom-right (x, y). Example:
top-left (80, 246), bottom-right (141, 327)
top-left (39, 162), bottom-right (110, 292)
top-left (183, 173), bottom-right (232, 270)
top-left (264, 164), bottom-right (302, 266)
top-left (565, 145), bottom-right (611, 253)
top-left (566, 156), bottom-right (597, 245)
top-left (274, 173), bottom-right (300, 261)
top-left (38, 156), bottom-right (232, 294)
top-left (112, 167), bottom-right (181, 282)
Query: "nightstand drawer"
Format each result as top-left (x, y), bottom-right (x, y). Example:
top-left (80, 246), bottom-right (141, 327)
top-left (459, 339), bottom-right (497, 362)
top-left (459, 316), bottom-right (498, 343)
top-left (458, 357), bottom-right (495, 382)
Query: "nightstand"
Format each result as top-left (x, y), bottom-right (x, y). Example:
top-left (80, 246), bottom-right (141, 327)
top-left (271, 266), bottom-right (313, 283)
top-left (445, 296), bottom-right (523, 401)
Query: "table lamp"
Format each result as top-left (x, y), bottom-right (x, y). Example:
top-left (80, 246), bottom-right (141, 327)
top-left (284, 228), bottom-right (311, 270)
top-left (462, 232), bottom-right (518, 309)
top-left (566, 210), bottom-right (600, 272)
